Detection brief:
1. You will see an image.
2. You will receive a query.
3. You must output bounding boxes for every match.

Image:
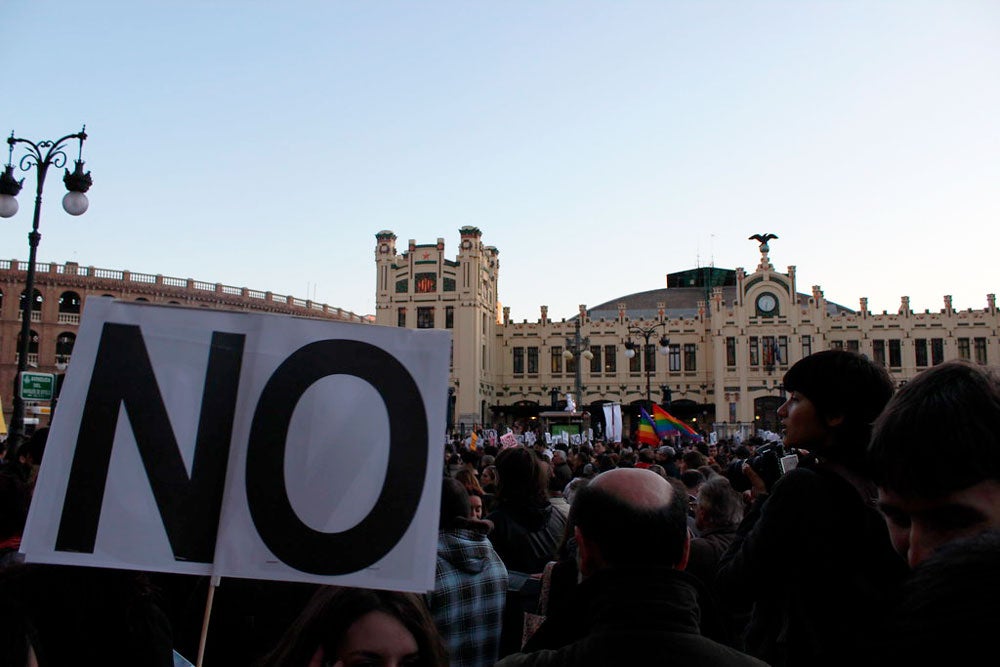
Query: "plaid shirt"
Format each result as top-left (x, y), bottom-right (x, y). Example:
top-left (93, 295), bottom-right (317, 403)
top-left (428, 527), bottom-right (508, 667)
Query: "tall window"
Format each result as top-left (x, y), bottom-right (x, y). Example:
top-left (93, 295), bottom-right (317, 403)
top-left (749, 337), bottom-right (760, 366)
top-left (957, 338), bottom-right (971, 360)
top-left (915, 339), bottom-right (928, 367)
top-left (762, 336), bottom-right (777, 365)
top-left (644, 344), bottom-right (656, 373)
top-left (778, 336), bottom-right (788, 365)
top-left (590, 346), bottom-right (602, 373)
top-left (566, 350), bottom-right (577, 374)
top-left (417, 307), bottom-right (435, 329)
top-left (830, 340), bottom-right (844, 350)
top-left (513, 347), bottom-right (524, 374)
top-left (629, 347), bottom-right (641, 372)
top-left (873, 340), bottom-right (886, 366)
top-left (889, 339), bottom-right (902, 367)
top-left (668, 344), bottom-right (681, 372)
top-left (802, 335), bottom-right (812, 358)
top-left (397, 308), bottom-right (406, 327)
top-left (445, 306), bottom-right (454, 329)
top-left (726, 337), bottom-right (737, 366)
top-left (551, 346), bottom-right (564, 373)
top-left (847, 340), bottom-right (859, 353)
top-left (527, 347), bottom-right (539, 374)
top-left (684, 344), bottom-right (697, 371)
top-left (931, 338), bottom-right (944, 365)
top-left (975, 338), bottom-right (988, 365)
top-left (603, 345), bottom-right (616, 373)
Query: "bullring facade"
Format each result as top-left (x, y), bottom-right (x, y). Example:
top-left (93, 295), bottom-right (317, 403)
top-left (0, 259), bottom-right (371, 428)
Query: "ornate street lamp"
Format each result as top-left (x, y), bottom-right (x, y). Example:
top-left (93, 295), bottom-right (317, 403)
top-left (1, 127), bottom-right (92, 448)
top-left (623, 321), bottom-right (670, 405)
top-left (561, 318), bottom-right (593, 412)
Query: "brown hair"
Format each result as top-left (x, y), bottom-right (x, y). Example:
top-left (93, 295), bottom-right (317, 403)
top-left (454, 468), bottom-right (484, 495)
top-left (256, 586), bottom-right (448, 667)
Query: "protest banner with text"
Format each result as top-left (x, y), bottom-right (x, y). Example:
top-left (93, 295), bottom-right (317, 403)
top-left (21, 299), bottom-right (449, 593)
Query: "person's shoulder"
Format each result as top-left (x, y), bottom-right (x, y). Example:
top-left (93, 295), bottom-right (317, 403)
top-left (770, 465), bottom-right (827, 495)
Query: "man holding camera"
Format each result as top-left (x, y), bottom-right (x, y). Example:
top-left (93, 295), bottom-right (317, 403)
top-left (716, 351), bottom-right (907, 667)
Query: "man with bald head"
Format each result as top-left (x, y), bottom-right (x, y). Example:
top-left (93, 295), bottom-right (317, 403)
top-left (496, 468), bottom-right (765, 666)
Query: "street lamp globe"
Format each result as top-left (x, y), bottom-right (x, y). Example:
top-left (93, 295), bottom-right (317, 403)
top-left (62, 191), bottom-right (89, 216)
top-left (0, 194), bottom-right (16, 218)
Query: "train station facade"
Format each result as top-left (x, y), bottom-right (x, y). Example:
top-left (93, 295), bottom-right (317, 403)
top-left (376, 227), bottom-right (999, 439)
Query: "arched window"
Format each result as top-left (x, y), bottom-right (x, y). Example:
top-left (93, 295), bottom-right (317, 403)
top-left (56, 332), bottom-right (76, 365)
top-left (19, 289), bottom-right (43, 314)
top-left (17, 329), bottom-right (40, 364)
top-left (58, 291), bottom-right (82, 314)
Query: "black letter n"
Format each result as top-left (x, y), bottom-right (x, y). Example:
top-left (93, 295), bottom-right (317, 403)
top-left (55, 323), bottom-right (244, 563)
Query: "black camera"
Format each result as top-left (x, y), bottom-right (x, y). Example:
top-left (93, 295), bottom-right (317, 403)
top-left (726, 442), bottom-right (787, 492)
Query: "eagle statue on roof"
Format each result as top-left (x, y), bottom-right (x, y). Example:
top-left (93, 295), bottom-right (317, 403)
top-left (749, 233), bottom-right (778, 253)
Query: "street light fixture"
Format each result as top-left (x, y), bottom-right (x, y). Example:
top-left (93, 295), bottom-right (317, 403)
top-left (623, 321), bottom-right (670, 404)
top-left (2, 126), bottom-right (92, 449)
top-left (561, 318), bottom-right (593, 412)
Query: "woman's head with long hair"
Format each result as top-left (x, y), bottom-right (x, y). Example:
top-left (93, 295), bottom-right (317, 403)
top-left (453, 469), bottom-right (484, 496)
top-left (495, 446), bottom-right (548, 507)
top-left (258, 586), bottom-right (447, 667)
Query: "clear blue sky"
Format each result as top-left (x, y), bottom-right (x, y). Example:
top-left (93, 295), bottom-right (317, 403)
top-left (4, 1), bottom-right (998, 321)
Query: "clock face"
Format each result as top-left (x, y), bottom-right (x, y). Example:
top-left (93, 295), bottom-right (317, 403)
top-left (757, 293), bottom-right (778, 314)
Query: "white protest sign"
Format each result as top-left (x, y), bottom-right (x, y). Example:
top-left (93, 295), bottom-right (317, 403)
top-left (21, 299), bottom-right (449, 592)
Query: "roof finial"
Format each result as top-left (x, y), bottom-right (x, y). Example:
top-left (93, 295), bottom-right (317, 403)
top-left (749, 233), bottom-right (778, 270)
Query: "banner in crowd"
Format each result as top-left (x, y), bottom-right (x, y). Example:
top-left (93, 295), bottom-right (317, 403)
top-left (603, 403), bottom-right (622, 443)
top-left (20, 299), bottom-right (449, 593)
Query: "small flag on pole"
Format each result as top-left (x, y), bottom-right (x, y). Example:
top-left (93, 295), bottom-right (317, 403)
top-left (637, 407), bottom-right (661, 447)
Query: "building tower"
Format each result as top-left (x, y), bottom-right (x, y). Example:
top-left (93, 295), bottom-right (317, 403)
top-left (374, 226), bottom-right (500, 433)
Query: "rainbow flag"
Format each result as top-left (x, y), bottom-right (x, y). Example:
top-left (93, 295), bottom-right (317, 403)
top-left (649, 405), bottom-right (682, 439)
top-left (653, 404), bottom-right (703, 441)
top-left (637, 407), bottom-right (661, 447)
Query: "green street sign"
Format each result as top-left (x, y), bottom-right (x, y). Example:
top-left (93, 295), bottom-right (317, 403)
top-left (20, 372), bottom-right (55, 401)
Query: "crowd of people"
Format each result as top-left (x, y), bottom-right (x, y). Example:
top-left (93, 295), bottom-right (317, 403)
top-left (1, 351), bottom-right (998, 665)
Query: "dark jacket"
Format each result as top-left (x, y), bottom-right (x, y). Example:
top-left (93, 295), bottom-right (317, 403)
top-left (716, 465), bottom-right (907, 667)
top-left (487, 501), bottom-right (566, 575)
top-left (496, 567), bottom-right (767, 667)
top-left (687, 524), bottom-right (739, 586)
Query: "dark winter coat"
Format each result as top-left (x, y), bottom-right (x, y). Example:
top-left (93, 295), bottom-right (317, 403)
top-left (487, 501), bottom-right (566, 575)
top-left (496, 567), bottom-right (767, 667)
top-left (716, 465), bottom-right (907, 667)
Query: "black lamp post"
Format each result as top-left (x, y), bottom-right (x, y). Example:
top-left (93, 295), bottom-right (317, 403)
top-left (562, 318), bottom-right (593, 412)
top-left (623, 322), bottom-right (670, 405)
top-left (1, 127), bottom-right (92, 448)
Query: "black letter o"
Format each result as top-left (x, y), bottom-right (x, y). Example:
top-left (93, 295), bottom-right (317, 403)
top-left (246, 339), bottom-right (427, 574)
